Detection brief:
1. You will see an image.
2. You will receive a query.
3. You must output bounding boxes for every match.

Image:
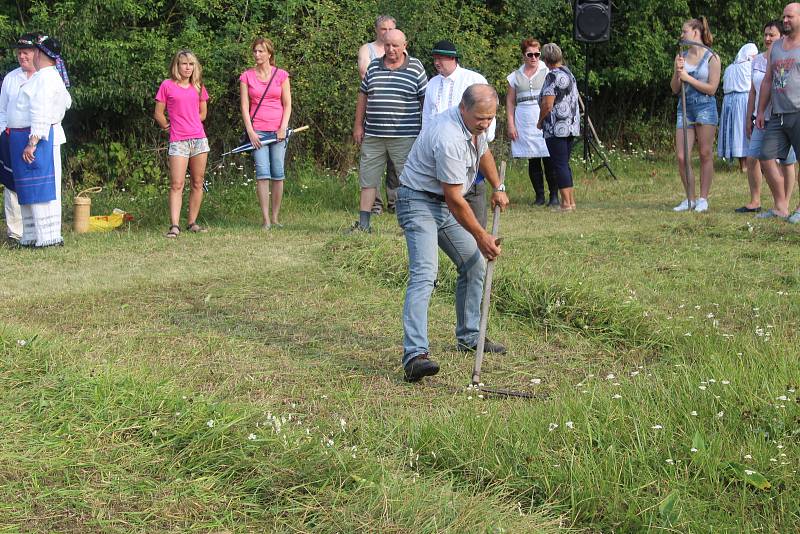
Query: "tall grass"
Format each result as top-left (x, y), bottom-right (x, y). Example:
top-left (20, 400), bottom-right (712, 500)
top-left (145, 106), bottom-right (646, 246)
top-left (1, 153), bottom-right (799, 532)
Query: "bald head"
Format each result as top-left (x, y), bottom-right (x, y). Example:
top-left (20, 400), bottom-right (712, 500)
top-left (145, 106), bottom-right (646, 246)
top-left (385, 29), bottom-right (406, 46)
top-left (461, 84), bottom-right (499, 111)
top-left (785, 3), bottom-right (800, 36)
top-left (459, 84), bottom-right (498, 136)
top-left (384, 29), bottom-right (407, 65)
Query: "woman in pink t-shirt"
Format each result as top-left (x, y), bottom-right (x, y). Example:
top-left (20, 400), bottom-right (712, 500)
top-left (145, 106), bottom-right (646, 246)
top-left (240, 37), bottom-right (292, 229)
top-left (154, 50), bottom-right (210, 237)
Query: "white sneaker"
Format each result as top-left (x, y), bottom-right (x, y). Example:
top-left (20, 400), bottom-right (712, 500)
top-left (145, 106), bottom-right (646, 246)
top-left (694, 198), bottom-right (709, 212)
top-left (673, 199), bottom-right (694, 212)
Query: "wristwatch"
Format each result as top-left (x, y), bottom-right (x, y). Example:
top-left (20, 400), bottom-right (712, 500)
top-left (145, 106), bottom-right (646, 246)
top-left (493, 183), bottom-right (507, 193)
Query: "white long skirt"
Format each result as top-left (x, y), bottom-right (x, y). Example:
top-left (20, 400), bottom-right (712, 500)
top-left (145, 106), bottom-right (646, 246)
top-left (511, 102), bottom-right (549, 158)
top-left (20, 144), bottom-right (62, 247)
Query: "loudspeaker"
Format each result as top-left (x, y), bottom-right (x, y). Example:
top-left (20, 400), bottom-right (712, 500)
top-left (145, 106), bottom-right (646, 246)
top-left (574, 0), bottom-right (611, 43)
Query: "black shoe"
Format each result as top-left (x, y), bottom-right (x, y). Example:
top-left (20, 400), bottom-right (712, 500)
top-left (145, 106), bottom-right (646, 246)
top-left (534, 195), bottom-right (545, 206)
top-left (347, 221), bottom-right (372, 234)
top-left (547, 195), bottom-right (560, 207)
top-left (404, 353), bottom-right (440, 382)
top-left (456, 338), bottom-right (507, 354)
top-left (734, 206), bottom-right (761, 213)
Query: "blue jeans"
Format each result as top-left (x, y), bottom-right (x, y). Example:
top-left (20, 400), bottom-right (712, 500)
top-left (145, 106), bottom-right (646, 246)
top-left (252, 131), bottom-right (287, 180)
top-left (396, 186), bottom-right (486, 366)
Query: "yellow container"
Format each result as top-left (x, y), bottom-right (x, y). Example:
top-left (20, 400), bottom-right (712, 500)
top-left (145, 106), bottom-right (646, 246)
top-left (73, 187), bottom-right (102, 233)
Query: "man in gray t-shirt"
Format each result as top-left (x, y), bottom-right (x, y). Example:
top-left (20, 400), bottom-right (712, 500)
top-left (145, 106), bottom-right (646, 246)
top-left (396, 84), bottom-right (510, 383)
top-left (756, 2), bottom-right (800, 221)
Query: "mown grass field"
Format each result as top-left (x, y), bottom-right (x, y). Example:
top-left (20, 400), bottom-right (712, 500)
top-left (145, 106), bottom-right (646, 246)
top-left (1, 151), bottom-right (798, 533)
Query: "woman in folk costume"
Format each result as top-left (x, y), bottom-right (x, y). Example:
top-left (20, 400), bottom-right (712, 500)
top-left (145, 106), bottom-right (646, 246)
top-left (0, 33), bottom-right (40, 244)
top-left (506, 38), bottom-right (556, 206)
top-left (718, 42), bottom-right (758, 171)
top-left (6, 34), bottom-right (71, 247)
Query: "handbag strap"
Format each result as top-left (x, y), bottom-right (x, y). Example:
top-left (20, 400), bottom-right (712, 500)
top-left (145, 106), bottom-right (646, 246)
top-left (250, 67), bottom-right (279, 123)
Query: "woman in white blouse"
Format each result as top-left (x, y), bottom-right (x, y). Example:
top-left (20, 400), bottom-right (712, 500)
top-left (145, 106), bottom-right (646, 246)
top-left (6, 35), bottom-right (71, 247)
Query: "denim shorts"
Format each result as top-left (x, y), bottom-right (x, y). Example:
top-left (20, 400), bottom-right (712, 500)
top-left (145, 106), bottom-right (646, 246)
top-left (252, 131), bottom-right (287, 180)
top-left (747, 122), bottom-right (797, 164)
top-left (168, 137), bottom-right (210, 158)
top-left (676, 95), bottom-right (719, 128)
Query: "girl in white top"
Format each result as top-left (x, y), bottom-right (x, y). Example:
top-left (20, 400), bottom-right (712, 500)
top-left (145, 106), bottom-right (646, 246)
top-left (506, 38), bottom-right (555, 206)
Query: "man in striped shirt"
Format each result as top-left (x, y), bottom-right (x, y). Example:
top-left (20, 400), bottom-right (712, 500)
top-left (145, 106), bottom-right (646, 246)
top-left (352, 29), bottom-right (427, 232)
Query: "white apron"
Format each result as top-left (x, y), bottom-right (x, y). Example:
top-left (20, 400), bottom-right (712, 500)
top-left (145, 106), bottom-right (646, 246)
top-left (507, 65), bottom-right (549, 158)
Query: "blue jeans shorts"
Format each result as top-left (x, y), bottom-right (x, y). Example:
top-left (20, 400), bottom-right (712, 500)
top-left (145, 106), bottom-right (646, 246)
top-left (252, 131), bottom-right (287, 180)
top-left (748, 121), bottom-right (797, 164)
top-left (676, 94), bottom-right (719, 128)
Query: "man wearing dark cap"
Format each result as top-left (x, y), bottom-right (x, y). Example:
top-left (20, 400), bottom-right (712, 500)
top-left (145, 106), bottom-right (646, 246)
top-left (422, 40), bottom-right (496, 228)
top-left (5, 34), bottom-right (71, 247)
top-left (0, 33), bottom-right (40, 244)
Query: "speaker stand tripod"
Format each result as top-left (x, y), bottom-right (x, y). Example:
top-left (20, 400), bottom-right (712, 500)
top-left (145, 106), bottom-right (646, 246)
top-left (579, 44), bottom-right (616, 180)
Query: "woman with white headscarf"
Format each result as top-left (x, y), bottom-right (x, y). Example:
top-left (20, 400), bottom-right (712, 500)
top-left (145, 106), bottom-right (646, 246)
top-left (717, 42), bottom-right (758, 171)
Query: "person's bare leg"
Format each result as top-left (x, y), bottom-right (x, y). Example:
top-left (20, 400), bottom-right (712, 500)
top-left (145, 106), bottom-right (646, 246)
top-left (745, 157), bottom-right (762, 209)
top-left (359, 187), bottom-right (378, 211)
top-left (739, 157), bottom-right (747, 173)
top-left (675, 128), bottom-right (697, 200)
top-left (187, 152), bottom-right (207, 225)
top-left (256, 180), bottom-right (271, 226)
top-left (270, 180), bottom-right (284, 225)
top-left (168, 156), bottom-right (189, 226)
top-left (695, 124), bottom-right (716, 200)
top-left (559, 187), bottom-right (575, 210)
top-left (760, 158), bottom-right (789, 216)
top-left (781, 162), bottom-right (795, 209)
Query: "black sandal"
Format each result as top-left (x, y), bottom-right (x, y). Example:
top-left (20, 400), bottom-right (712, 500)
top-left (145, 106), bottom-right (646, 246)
top-left (165, 225), bottom-right (180, 238)
top-left (186, 222), bottom-right (208, 233)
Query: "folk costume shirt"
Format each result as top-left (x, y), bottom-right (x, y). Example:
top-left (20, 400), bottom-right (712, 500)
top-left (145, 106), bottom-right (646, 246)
top-left (7, 65), bottom-right (71, 145)
top-left (0, 67), bottom-right (31, 133)
top-left (422, 65), bottom-right (496, 141)
top-left (154, 80), bottom-right (209, 142)
top-left (360, 53), bottom-right (428, 138)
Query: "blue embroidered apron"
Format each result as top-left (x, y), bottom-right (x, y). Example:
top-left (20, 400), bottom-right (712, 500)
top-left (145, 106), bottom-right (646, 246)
top-left (0, 131), bottom-right (14, 191)
top-left (8, 126), bottom-right (55, 205)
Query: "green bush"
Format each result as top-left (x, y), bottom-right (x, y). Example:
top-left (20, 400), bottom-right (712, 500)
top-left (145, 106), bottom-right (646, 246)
top-left (0, 0), bottom-right (789, 187)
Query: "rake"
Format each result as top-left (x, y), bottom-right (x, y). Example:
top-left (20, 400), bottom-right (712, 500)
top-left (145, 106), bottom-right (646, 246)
top-left (469, 161), bottom-right (538, 399)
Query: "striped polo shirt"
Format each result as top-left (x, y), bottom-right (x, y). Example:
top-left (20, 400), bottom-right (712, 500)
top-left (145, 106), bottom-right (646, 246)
top-left (360, 54), bottom-right (428, 137)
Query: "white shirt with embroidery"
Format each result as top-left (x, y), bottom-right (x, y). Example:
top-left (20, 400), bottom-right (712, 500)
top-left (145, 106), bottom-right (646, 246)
top-left (7, 65), bottom-right (71, 144)
top-left (0, 67), bottom-right (34, 133)
top-left (422, 65), bottom-right (496, 141)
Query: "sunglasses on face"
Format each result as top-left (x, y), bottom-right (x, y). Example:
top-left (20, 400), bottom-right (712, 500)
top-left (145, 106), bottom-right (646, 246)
top-left (526, 52), bottom-right (541, 58)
